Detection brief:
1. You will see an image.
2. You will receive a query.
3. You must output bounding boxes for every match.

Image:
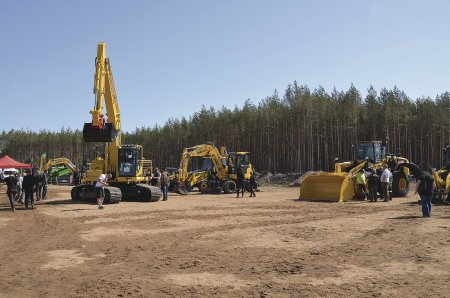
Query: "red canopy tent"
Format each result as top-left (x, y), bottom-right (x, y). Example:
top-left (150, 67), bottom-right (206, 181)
top-left (0, 155), bottom-right (32, 168)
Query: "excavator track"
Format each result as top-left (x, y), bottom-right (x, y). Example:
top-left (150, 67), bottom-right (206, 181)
top-left (114, 183), bottom-right (162, 202)
top-left (71, 184), bottom-right (122, 204)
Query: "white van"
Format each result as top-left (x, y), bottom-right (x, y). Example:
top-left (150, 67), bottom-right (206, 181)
top-left (1, 168), bottom-right (18, 181)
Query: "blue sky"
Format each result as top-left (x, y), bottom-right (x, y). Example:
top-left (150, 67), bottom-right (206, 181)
top-left (0, 0), bottom-right (449, 132)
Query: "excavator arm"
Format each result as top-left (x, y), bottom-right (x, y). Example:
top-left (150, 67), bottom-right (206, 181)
top-left (176, 144), bottom-right (228, 194)
top-left (43, 158), bottom-right (78, 173)
top-left (179, 144), bottom-right (227, 181)
top-left (83, 42), bottom-right (121, 144)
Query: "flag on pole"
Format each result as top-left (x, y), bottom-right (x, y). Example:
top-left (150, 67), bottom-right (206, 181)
top-left (40, 153), bottom-right (47, 172)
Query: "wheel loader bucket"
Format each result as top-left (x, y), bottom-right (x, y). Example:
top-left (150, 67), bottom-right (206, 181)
top-left (83, 123), bottom-right (118, 142)
top-left (299, 173), bottom-right (355, 202)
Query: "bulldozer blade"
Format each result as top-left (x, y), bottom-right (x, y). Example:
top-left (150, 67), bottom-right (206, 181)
top-left (299, 172), bottom-right (355, 202)
top-left (83, 123), bottom-right (118, 142)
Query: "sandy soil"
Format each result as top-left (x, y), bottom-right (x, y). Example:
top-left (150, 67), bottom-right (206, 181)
top-left (0, 185), bottom-right (449, 297)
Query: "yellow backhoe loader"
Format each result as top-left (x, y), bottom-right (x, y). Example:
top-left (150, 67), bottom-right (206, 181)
top-left (71, 42), bottom-right (162, 203)
top-left (299, 140), bottom-right (420, 202)
top-left (432, 145), bottom-right (450, 203)
top-left (175, 144), bottom-right (254, 195)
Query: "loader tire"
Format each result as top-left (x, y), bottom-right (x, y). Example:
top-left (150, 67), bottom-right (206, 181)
top-left (392, 171), bottom-right (409, 197)
top-left (222, 180), bottom-right (236, 194)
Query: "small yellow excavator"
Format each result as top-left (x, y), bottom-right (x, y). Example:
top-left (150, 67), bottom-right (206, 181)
top-left (175, 144), bottom-right (254, 195)
top-left (432, 145), bottom-right (450, 203)
top-left (299, 140), bottom-right (420, 202)
top-left (71, 42), bottom-right (162, 203)
top-left (42, 158), bottom-right (78, 173)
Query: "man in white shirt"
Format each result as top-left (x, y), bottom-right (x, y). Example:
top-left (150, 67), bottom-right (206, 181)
top-left (380, 165), bottom-right (392, 202)
top-left (96, 173), bottom-right (112, 209)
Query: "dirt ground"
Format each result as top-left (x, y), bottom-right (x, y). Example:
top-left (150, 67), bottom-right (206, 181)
top-left (0, 185), bottom-right (449, 297)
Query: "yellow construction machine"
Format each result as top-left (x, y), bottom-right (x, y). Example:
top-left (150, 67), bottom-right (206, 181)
top-left (299, 140), bottom-right (420, 202)
top-left (432, 145), bottom-right (450, 203)
top-left (43, 158), bottom-right (78, 173)
top-left (71, 42), bottom-right (162, 203)
top-left (175, 144), bottom-right (254, 195)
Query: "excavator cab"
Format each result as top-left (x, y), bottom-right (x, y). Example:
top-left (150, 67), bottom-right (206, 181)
top-left (118, 145), bottom-right (142, 177)
top-left (228, 152), bottom-right (251, 174)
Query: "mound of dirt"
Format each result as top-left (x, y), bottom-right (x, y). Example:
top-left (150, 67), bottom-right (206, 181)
top-left (257, 172), bottom-right (304, 187)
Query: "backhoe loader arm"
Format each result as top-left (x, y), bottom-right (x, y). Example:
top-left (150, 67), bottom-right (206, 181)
top-left (178, 144), bottom-right (227, 182)
top-left (43, 158), bottom-right (78, 173)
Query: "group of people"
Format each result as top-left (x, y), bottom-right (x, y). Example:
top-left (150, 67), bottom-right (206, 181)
top-left (3, 170), bottom-right (47, 212)
top-left (236, 166), bottom-right (257, 198)
top-left (355, 164), bottom-right (437, 217)
top-left (355, 164), bottom-right (393, 202)
top-left (149, 167), bottom-right (170, 201)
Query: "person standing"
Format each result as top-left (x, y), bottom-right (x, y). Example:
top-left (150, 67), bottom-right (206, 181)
top-left (160, 168), bottom-right (170, 201)
top-left (34, 171), bottom-right (43, 201)
top-left (366, 169), bottom-right (379, 202)
top-left (414, 171), bottom-right (436, 217)
top-left (388, 169), bottom-right (393, 201)
top-left (22, 170), bottom-right (35, 210)
top-left (236, 166), bottom-right (245, 198)
top-left (153, 168), bottom-right (161, 187)
top-left (355, 169), bottom-right (367, 200)
top-left (4, 173), bottom-right (18, 211)
top-left (42, 171), bottom-right (48, 200)
top-left (17, 173), bottom-right (24, 203)
top-left (96, 172), bottom-right (112, 209)
top-left (248, 171), bottom-right (256, 197)
top-left (380, 165), bottom-right (392, 202)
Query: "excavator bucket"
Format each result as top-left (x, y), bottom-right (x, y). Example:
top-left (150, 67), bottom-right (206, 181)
top-left (299, 172), bottom-right (355, 202)
top-left (176, 184), bottom-right (188, 195)
top-left (83, 123), bottom-right (117, 142)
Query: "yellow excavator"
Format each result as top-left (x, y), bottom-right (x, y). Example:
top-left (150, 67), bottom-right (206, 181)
top-left (175, 144), bottom-right (254, 195)
top-left (43, 158), bottom-right (78, 173)
top-left (299, 140), bottom-right (420, 202)
top-left (71, 42), bottom-right (162, 203)
top-left (432, 145), bottom-right (450, 203)
top-left (42, 157), bottom-right (81, 184)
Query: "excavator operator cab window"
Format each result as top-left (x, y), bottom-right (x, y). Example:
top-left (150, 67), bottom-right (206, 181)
top-left (118, 147), bottom-right (140, 177)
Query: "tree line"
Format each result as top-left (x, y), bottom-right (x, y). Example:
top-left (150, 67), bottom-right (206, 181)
top-left (1, 82), bottom-right (449, 173)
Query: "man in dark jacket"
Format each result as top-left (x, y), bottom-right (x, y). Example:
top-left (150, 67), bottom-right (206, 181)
top-left (367, 169), bottom-right (380, 202)
top-left (236, 166), bottom-right (245, 198)
top-left (414, 171), bottom-right (436, 217)
top-left (248, 171), bottom-right (256, 197)
top-left (4, 174), bottom-right (18, 211)
top-left (41, 171), bottom-right (48, 200)
top-left (22, 170), bottom-right (35, 210)
top-left (34, 171), bottom-right (43, 201)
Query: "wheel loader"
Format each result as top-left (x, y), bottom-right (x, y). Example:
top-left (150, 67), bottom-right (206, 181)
top-left (71, 43), bottom-right (162, 203)
top-left (299, 140), bottom-right (421, 202)
top-left (432, 145), bottom-right (450, 203)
